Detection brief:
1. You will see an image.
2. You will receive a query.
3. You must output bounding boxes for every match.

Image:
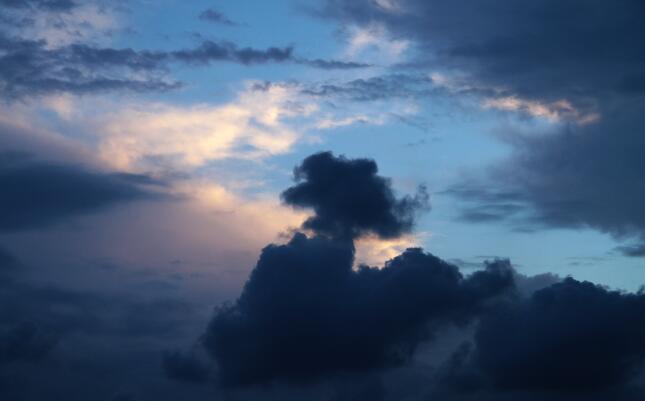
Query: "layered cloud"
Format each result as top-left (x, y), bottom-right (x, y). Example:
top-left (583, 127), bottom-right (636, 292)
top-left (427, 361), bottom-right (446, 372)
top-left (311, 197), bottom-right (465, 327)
top-left (320, 0), bottom-right (645, 254)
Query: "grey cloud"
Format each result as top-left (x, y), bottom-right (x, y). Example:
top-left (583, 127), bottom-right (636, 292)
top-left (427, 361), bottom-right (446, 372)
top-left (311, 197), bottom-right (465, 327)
top-left (447, 105), bottom-right (645, 254)
top-left (321, 0), bottom-right (645, 255)
top-left (0, 152), bottom-right (162, 232)
top-left (198, 8), bottom-right (235, 25)
top-left (0, 34), bottom-right (370, 98)
top-left (321, 0), bottom-right (645, 107)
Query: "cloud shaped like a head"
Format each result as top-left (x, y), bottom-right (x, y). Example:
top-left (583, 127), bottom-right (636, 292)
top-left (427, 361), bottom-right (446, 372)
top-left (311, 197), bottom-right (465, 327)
top-left (281, 152), bottom-right (429, 240)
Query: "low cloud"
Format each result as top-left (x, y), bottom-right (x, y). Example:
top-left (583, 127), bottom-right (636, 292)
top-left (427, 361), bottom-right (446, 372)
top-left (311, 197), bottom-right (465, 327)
top-left (0, 152), bottom-right (162, 232)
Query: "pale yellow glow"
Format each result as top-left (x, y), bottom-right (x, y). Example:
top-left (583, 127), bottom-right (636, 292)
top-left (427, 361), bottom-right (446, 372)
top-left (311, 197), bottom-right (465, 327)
top-left (483, 96), bottom-right (600, 125)
top-left (97, 83), bottom-right (314, 172)
top-left (354, 234), bottom-right (426, 267)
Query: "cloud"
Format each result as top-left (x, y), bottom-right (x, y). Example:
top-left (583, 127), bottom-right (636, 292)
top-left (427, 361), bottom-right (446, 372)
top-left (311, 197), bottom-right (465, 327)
top-left (0, 322), bottom-right (57, 364)
top-left (0, 152), bottom-right (161, 232)
top-left (197, 152), bottom-right (511, 387)
top-left (436, 277), bottom-right (645, 400)
top-left (0, 0), bottom-right (77, 11)
top-left (162, 350), bottom-right (211, 383)
top-left (296, 58), bottom-right (372, 70)
top-left (95, 82), bottom-right (314, 172)
top-left (170, 41), bottom-right (293, 65)
top-left (301, 74), bottom-right (443, 102)
top-left (447, 105), bottom-right (645, 254)
top-left (321, 0), bottom-right (645, 106)
top-left (203, 233), bottom-right (514, 386)
top-left (0, 32), bottom-right (372, 99)
top-left (198, 8), bottom-right (236, 25)
top-left (321, 1), bottom-right (645, 254)
top-left (0, 1), bottom-right (122, 49)
top-left (281, 152), bottom-right (429, 239)
top-left (0, 35), bottom-right (179, 98)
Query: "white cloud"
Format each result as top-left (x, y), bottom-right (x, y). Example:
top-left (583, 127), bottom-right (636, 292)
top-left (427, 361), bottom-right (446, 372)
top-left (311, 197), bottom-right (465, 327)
top-left (482, 96), bottom-right (600, 125)
top-left (354, 234), bottom-right (425, 267)
top-left (94, 83), bottom-right (317, 172)
top-left (343, 24), bottom-right (410, 64)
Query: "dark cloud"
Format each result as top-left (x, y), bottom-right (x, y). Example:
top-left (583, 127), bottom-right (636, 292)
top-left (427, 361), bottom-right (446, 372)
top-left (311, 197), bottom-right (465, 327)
top-left (198, 8), bottom-right (235, 25)
top-left (320, 0), bottom-right (645, 254)
top-left (282, 152), bottom-right (429, 239)
top-left (162, 350), bottom-right (210, 383)
top-left (0, 248), bottom-right (209, 400)
top-left (297, 58), bottom-right (372, 70)
top-left (0, 0), bottom-right (77, 11)
top-left (321, 0), bottom-right (645, 107)
top-left (437, 278), bottom-right (645, 399)
top-left (0, 153), bottom-right (161, 232)
top-left (447, 104), bottom-right (645, 254)
top-left (0, 34), bottom-right (370, 98)
top-left (0, 35), bottom-right (179, 98)
top-left (202, 233), bottom-right (514, 386)
top-left (170, 41), bottom-right (293, 65)
top-left (0, 322), bottom-right (57, 364)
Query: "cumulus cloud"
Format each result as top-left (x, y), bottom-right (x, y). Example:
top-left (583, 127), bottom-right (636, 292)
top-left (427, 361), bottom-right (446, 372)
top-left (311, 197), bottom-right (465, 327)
top-left (282, 152), bottom-right (429, 240)
top-left (200, 153), bottom-right (512, 387)
top-left (436, 278), bottom-right (645, 400)
top-left (203, 234), bottom-right (514, 386)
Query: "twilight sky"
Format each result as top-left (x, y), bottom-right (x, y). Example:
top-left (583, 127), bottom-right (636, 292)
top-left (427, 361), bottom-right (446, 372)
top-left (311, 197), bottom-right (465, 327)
top-left (2, 1), bottom-right (645, 400)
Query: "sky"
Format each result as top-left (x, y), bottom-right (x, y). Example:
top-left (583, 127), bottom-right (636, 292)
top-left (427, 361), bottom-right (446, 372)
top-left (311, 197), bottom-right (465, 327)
top-left (1, 1), bottom-right (645, 400)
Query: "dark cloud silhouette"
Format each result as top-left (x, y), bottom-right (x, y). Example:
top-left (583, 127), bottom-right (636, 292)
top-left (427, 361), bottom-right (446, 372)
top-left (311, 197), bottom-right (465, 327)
top-left (198, 8), bottom-right (235, 25)
top-left (202, 233), bottom-right (514, 386)
top-left (282, 152), bottom-right (428, 239)
top-left (0, 153), bottom-right (160, 232)
top-left (436, 278), bottom-right (645, 399)
top-left (162, 350), bottom-right (210, 383)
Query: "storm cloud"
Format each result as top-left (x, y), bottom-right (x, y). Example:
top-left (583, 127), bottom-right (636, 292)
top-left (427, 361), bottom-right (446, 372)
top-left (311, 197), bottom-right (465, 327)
top-left (282, 152), bottom-right (429, 239)
top-left (200, 153), bottom-right (512, 387)
top-left (203, 233), bottom-right (514, 386)
top-left (434, 278), bottom-right (645, 400)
